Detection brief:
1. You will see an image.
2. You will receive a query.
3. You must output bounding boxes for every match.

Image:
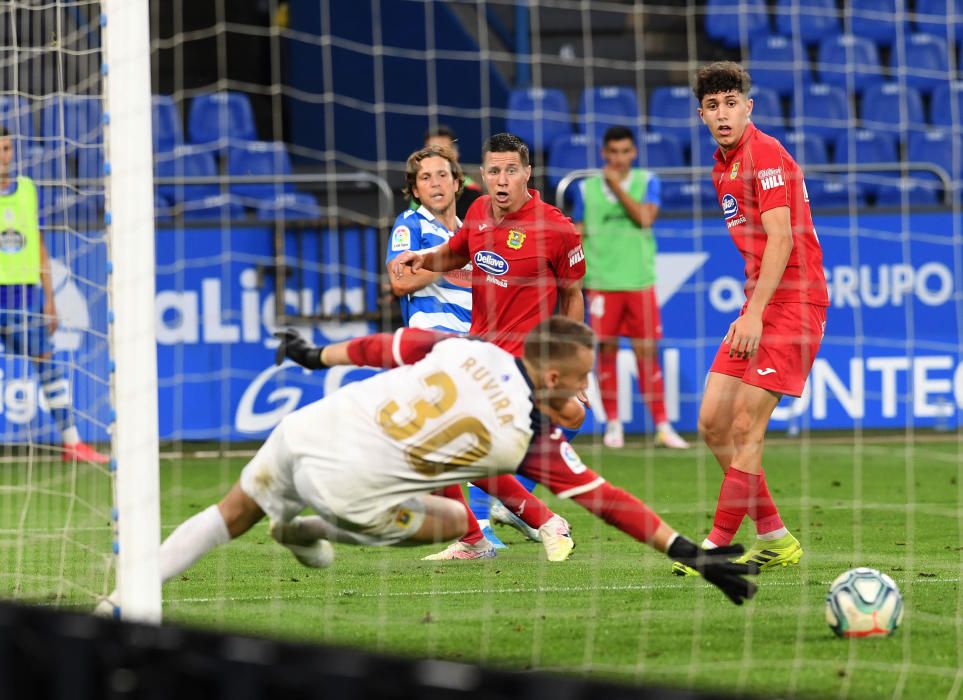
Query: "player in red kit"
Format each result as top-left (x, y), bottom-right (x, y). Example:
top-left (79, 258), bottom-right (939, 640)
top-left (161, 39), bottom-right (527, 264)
top-left (391, 133), bottom-right (588, 560)
top-left (674, 62), bottom-right (830, 576)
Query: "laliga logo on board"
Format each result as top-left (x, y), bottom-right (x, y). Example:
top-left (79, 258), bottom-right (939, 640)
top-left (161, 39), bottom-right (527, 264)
top-left (721, 193), bottom-right (739, 218)
top-left (474, 250), bottom-right (509, 276)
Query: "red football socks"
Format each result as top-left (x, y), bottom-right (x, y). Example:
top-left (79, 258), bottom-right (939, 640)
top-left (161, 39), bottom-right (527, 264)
top-left (709, 466), bottom-right (784, 545)
top-left (637, 355), bottom-right (668, 426)
top-left (439, 484), bottom-right (485, 545)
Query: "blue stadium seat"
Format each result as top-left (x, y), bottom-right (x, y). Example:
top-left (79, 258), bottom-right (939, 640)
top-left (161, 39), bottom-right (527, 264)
top-left (226, 140), bottom-right (294, 201)
top-left (648, 86), bottom-right (701, 148)
top-left (188, 92), bottom-right (257, 147)
top-left (914, 0), bottom-right (963, 42)
top-left (76, 146), bottom-right (105, 201)
top-left (908, 130), bottom-right (963, 181)
top-left (749, 87), bottom-right (786, 133)
top-left (874, 177), bottom-right (942, 205)
top-left (890, 34), bottom-right (951, 95)
top-left (848, 0), bottom-right (902, 46)
top-left (256, 193), bottom-right (321, 220)
top-left (153, 95), bottom-right (183, 152)
top-left (506, 88), bottom-right (572, 152)
top-left (860, 83), bottom-right (925, 134)
top-left (155, 145), bottom-right (220, 203)
top-left (637, 132), bottom-right (685, 169)
top-left (775, 0), bottom-right (841, 45)
top-left (817, 35), bottom-right (885, 92)
top-left (806, 177), bottom-right (867, 207)
top-left (577, 87), bottom-right (640, 141)
top-left (41, 95), bottom-right (102, 144)
top-left (783, 130), bottom-right (829, 165)
top-left (790, 84), bottom-right (853, 140)
top-left (832, 129), bottom-right (899, 196)
top-left (0, 96), bottom-right (33, 138)
top-left (660, 179), bottom-right (719, 211)
top-left (180, 193), bottom-right (247, 220)
top-left (690, 128), bottom-right (721, 166)
top-left (704, 0), bottom-right (769, 48)
top-left (748, 34), bottom-right (810, 97)
top-left (929, 82), bottom-right (963, 128)
top-left (546, 133), bottom-right (599, 191)
top-left (19, 141), bottom-right (66, 184)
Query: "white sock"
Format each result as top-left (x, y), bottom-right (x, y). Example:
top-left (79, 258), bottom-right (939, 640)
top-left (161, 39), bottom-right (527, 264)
top-left (61, 426), bottom-right (80, 446)
top-left (758, 527), bottom-right (788, 541)
top-left (700, 538), bottom-right (718, 550)
top-left (159, 505), bottom-right (231, 582)
top-left (656, 421), bottom-right (671, 432)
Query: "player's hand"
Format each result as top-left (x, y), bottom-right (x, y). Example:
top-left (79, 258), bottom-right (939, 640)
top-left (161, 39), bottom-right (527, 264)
top-left (274, 328), bottom-right (326, 369)
top-left (391, 250), bottom-right (425, 278)
top-left (602, 165), bottom-right (621, 189)
top-left (667, 536), bottom-right (759, 605)
top-left (576, 390), bottom-right (590, 409)
top-left (725, 312), bottom-right (763, 360)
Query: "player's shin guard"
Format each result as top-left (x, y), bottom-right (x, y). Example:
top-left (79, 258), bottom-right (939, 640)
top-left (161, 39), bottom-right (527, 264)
top-left (748, 470), bottom-right (784, 538)
top-left (37, 359), bottom-right (74, 439)
top-left (637, 355), bottom-right (668, 426)
top-left (440, 484), bottom-right (486, 545)
top-left (472, 474), bottom-right (553, 529)
top-left (597, 347), bottom-right (619, 422)
top-left (708, 466), bottom-right (753, 546)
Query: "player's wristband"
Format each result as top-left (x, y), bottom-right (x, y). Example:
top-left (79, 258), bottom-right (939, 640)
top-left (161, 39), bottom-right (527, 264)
top-left (666, 535), bottom-right (699, 562)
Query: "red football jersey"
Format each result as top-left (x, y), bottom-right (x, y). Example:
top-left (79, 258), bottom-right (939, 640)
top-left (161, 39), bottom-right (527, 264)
top-left (448, 189), bottom-right (586, 355)
top-left (711, 124), bottom-right (829, 307)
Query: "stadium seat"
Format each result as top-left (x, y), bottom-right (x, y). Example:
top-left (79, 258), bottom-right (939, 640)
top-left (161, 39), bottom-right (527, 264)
top-left (782, 130), bottom-right (829, 166)
top-left (704, 0), bottom-right (769, 48)
top-left (790, 84), bottom-right (853, 140)
top-left (506, 88), bottom-right (572, 152)
top-left (637, 132), bottom-right (685, 169)
top-left (848, 0), bottom-right (902, 46)
top-left (914, 0), bottom-right (963, 42)
top-left (748, 34), bottom-right (811, 97)
top-left (890, 33), bottom-right (951, 95)
top-left (816, 35), bottom-right (885, 93)
top-left (832, 129), bottom-right (899, 196)
top-left (806, 176), bottom-right (866, 207)
top-left (748, 86), bottom-right (786, 133)
top-left (860, 83), bottom-right (925, 134)
top-left (0, 95), bottom-right (33, 138)
top-left (76, 146), bottom-right (105, 188)
top-left (929, 82), bottom-right (963, 129)
top-left (660, 178), bottom-right (719, 211)
top-left (874, 176), bottom-right (942, 205)
top-left (188, 92), bottom-right (257, 147)
top-left (648, 86), bottom-right (701, 148)
top-left (775, 0), bottom-right (841, 45)
top-left (154, 145), bottom-right (220, 203)
top-left (577, 86), bottom-right (640, 141)
top-left (256, 193), bottom-right (322, 220)
top-left (41, 95), bottom-right (102, 144)
top-left (690, 128), bottom-right (722, 166)
top-left (908, 130), bottom-right (963, 181)
top-left (20, 142), bottom-right (66, 184)
top-left (180, 193), bottom-right (247, 220)
top-left (152, 95), bottom-right (183, 152)
top-left (226, 140), bottom-right (294, 201)
top-left (546, 133), bottom-right (599, 191)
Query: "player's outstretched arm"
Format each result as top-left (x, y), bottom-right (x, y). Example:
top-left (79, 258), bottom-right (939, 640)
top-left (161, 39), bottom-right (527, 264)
top-left (274, 327), bottom-right (449, 370)
top-left (390, 242), bottom-right (468, 279)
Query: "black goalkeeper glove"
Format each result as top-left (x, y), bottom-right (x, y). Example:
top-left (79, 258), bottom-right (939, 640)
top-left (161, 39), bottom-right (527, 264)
top-left (667, 536), bottom-right (759, 606)
top-left (274, 328), bottom-right (327, 369)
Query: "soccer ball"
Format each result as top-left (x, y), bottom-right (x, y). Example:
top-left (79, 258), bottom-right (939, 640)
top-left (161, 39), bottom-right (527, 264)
top-left (825, 567), bottom-right (903, 638)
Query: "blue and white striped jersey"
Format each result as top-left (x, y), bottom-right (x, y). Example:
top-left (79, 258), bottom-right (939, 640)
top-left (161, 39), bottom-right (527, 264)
top-left (385, 205), bottom-right (472, 333)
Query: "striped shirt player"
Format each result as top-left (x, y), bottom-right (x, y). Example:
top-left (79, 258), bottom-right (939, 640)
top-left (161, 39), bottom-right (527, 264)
top-left (385, 205), bottom-right (471, 333)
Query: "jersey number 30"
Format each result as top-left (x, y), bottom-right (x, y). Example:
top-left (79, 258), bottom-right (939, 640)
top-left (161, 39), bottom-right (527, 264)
top-left (377, 371), bottom-right (492, 476)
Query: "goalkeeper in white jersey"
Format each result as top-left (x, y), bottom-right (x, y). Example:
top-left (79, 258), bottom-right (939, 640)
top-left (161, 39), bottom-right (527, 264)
top-left (98, 317), bottom-right (757, 617)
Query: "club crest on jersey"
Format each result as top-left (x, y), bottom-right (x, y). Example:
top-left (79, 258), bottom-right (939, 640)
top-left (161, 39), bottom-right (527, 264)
top-left (395, 508), bottom-right (414, 528)
top-left (506, 229), bottom-right (526, 250)
top-left (390, 225), bottom-right (411, 251)
top-left (474, 250), bottom-right (509, 276)
top-left (722, 193), bottom-right (739, 218)
top-left (730, 161), bottom-right (740, 179)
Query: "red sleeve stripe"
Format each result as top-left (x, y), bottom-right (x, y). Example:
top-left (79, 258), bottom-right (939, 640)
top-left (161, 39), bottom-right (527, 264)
top-left (554, 477), bottom-right (606, 499)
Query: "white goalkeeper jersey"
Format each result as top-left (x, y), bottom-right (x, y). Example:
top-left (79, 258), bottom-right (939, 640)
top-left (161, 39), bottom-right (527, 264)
top-left (277, 337), bottom-right (535, 525)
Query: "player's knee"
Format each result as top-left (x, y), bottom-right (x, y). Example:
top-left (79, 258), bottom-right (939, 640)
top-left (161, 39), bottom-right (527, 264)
top-left (632, 339), bottom-right (657, 358)
top-left (697, 411), bottom-right (729, 444)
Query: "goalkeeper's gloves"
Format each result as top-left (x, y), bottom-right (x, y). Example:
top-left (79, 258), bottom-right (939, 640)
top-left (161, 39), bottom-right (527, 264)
top-left (274, 328), bottom-right (327, 369)
top-left (667, 536), bottom-right (759, 605)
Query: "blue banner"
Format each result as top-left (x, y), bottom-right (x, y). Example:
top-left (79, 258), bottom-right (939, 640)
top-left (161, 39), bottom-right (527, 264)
top-left (2, 211), bottom-right (959, 442)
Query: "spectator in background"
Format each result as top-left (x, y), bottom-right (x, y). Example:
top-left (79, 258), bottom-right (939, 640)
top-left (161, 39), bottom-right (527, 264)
top-left (0, 126), bottom-right (108, 464)
top-left (571, 126), bottom-right (688, 450)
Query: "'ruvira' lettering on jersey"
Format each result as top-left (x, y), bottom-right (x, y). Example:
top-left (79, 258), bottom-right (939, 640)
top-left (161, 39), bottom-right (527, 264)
top-left (460, 356), bottom-right (515, 426)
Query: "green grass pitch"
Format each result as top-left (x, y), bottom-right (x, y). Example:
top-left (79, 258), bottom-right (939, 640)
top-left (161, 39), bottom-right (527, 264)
top-left (3, 435), bottom-right (962, 698)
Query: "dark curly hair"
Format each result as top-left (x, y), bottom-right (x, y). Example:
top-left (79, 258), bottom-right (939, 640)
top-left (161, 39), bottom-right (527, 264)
top-left (482, 132), bottom-right (530, 167)
top-left (692, 61), bottom-right (752, 103)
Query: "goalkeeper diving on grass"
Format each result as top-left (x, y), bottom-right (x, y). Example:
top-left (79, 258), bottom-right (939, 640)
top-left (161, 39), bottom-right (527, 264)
top-left (96, 317), bottom-right (757, 617)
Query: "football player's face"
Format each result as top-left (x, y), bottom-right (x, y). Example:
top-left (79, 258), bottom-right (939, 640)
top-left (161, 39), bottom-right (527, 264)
top-left (413, 155), bottom-right (458, 216)
top-left (698, 91), bottom-right (753, 152)
top-left (602, 137), bottom-right (637, 173)
top-left (481, 151), bottom-right (531, 217)
top-left (542, 346), bottom-right (594, 412)
top-left (0, 137), bottom-right (12, 176)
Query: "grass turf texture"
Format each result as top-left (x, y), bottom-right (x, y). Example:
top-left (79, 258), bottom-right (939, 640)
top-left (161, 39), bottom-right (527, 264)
top-left (4, 435), bottom-right (963, 698)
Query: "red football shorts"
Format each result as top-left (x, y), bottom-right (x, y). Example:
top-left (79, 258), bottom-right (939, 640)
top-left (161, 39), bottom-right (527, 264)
top-left (586, 288), bottom-right (663, 341)
top-left (709, 302), bottom-right (826, 398)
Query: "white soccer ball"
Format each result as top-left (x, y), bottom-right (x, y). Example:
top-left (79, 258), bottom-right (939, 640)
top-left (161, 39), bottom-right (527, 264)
top-left (825, 567), bottom-right (903, 638)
